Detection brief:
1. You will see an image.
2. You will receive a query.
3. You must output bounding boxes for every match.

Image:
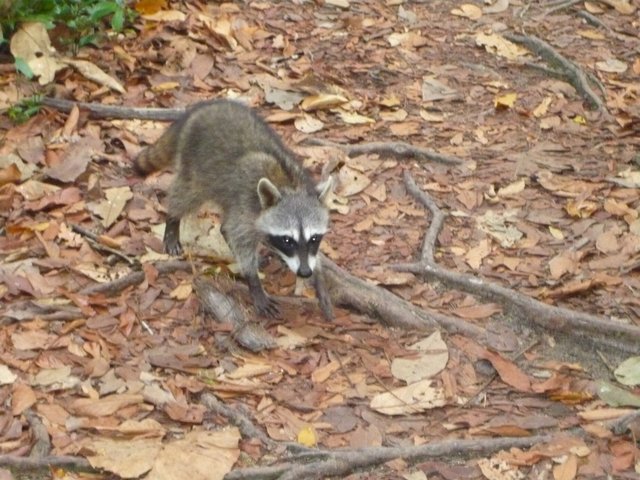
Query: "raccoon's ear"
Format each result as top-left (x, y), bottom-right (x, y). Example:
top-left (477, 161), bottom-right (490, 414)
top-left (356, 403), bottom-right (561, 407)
top-left (316, 176), bottom-right (333, 204)
top-left (257, 178), bottom-right (282, 209)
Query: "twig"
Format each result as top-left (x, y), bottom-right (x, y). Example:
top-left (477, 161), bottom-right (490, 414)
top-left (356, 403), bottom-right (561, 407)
top-left (504, 33), bottom-right (607, 113)
top-left (302, 138), bottom-right (463, 165)
top-left (0, 454), bottom-right (92, 470)
top-left (42, 97), bottom-right (185, 121)
top-left (78, 260), bottom-right (191, 296)
top-left (576, 10), bottom-right (612, 32)
top-left (201, 393), bottom-right (276, 448)
top-left (71, 224), bottom-right (137, 266)
top-left (200, 393), bottom-right (312, 455)
top-left (393, 172), bottom-right (640, 355)
top-left (542, 0), bottom-right (581, 15)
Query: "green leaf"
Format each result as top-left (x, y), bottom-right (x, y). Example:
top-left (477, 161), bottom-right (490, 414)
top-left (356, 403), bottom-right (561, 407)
top-left (111, 8), bottom-right (124, 31)
top-left (14, 57), bottom-right (34, 79)
top-left (90, 1), bottom-right (118, 22)
top-left (615, 356), bottom-right (640, 386)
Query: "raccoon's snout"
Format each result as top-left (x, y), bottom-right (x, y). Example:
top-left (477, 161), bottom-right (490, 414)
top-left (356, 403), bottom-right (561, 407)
top-left (297, 265), bottom-right (313, 278)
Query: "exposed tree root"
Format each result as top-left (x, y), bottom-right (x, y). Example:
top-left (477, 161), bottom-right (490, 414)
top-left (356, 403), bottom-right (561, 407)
top-left (42, 97), bottom-right (184, 121)
top-left (223, 433), bottom-right (560, 480)
top-left (0, 455), bottom-right (92, 470)
top-left (504, 33), bottom-right (608, 113)
top-left (321, 256), bottom-right (486, 339)
top-left (393, 171), bottom-right (640, 355)
top-left (302, 138), bottom-right (464, 165)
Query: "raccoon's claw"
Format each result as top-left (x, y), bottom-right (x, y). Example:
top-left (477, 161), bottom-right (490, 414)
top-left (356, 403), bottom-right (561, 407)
top-left (254, 295), bottom-right (280, 318)
top-left (163, 218), bottom-right (183, 256)
top-left (164, 239), bottom-right (183, 256)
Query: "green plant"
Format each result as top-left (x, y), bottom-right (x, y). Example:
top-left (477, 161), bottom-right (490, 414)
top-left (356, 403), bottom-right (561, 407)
top-left (0, 0), bottom-right (136, 49)
top-left (7, 96), bottom-right (42, 124)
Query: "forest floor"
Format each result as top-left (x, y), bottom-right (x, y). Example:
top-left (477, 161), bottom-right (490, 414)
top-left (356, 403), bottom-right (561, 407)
top-left (0, 0), bottom-right (639, 479)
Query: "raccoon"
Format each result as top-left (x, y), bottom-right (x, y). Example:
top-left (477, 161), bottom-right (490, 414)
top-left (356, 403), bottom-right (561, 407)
top-left (134, 99), bottom-right (333, 319)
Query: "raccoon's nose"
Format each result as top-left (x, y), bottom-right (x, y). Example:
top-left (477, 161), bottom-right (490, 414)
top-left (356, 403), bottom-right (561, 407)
top-left (297, 266), bottom-right (313, 278)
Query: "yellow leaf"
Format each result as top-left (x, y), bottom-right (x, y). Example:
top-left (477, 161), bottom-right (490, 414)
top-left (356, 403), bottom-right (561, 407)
top-left (451, 4), bottom-right (483, 19)
top-left (533, 96), bottom-right (553, 117)
top-left (495, 93), bottom-right (517, 109)
top-left (549, 226), bottom-right (564, 240)
top-left (572, 115), bottom-right (587, 125)
top-left (300, 94), bottom-right (348, 111)
top-left (135, 0), bottom-right (167, 15)
top-left (565, 199), bottom-right (598, 218)
top-left (170, 283), bottom-right (192, 300)
top-left (151, 82), bottom-right (180, 92)
top-left (297, 426), bottom-right (317, 447)
top-left (497, 178), bottom-right (525, 197)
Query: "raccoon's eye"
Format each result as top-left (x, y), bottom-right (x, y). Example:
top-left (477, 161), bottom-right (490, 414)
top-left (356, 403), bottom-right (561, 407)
top-left (309, 234), bottom-right (323, 244)
top-left (268, 235), bottom-right (297, 256)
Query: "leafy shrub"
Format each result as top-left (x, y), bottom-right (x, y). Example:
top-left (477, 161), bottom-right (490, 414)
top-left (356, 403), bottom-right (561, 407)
top-left (0, 0), bottom-right (136, 49)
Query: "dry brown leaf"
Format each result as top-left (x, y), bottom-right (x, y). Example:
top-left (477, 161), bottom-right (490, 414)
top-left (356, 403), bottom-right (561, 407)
top-left (465, 238), bottom-right (491, 269)
top-left (62, 59), bottom-right (125, 93)
top-left (451, 303), bottom-right (503, 320)
top-left (87, 437), bottom-right (162, 478)
top-left (0, 163), bottom-right (21, 186)
top-left (146, 428), bottom-right (240, 480)
top-left (390, 332), bottom-right (449, 383)
top-left (370, 379), bottom-right (447, 415)
top-left (475, 32), bottom-right (527, 60)
top-left (451, 4), bottom-right (483, 19)
top-left (553, 453), bottom-right (578, 480)
top-left (70, 394), bottom-right (144, 417)
top-left (11, 383), bottom-right (36, 415)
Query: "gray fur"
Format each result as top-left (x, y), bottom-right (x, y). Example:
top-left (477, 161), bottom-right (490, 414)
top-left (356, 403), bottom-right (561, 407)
top-left (138, 99), bottom-right (333, 319)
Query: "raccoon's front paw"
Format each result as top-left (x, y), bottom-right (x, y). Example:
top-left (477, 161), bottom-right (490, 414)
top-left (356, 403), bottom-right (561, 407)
top-left (163, 218), bottom-right (183, 256)
top-left (254, 294), bottom-right (280, 318)
top-left (163, 238), bottom-right (183, 256)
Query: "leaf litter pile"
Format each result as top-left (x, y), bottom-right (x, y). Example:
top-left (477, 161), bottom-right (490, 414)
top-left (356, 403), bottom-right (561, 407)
top-left (1, 1), bottom-right (640, 479)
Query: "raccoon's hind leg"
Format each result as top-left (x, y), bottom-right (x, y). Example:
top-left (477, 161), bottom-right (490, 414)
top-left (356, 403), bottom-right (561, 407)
top-left (164, 177), bottom-right (205, 256)
top-left (222, 216), bottom-right (279, 318)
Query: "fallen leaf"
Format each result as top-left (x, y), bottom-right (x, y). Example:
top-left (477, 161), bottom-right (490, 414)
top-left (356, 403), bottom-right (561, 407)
top-left (146, 428), bottom-right (240, 480)
top-left (483, 0), bottom-right (509, 13)
top-left (451, 4), bottom-right (483, 19)
top-left (89, 186), bottom-right (134, 228)
top-left (391, 331), bottom-right (449, 383)
top-left (294, 114), bottom-right (324, 133)
top-left (70, 394), bottom-right (144, 417)
top-left (553, 453), bottom-right (577, 480)
top-left (370, 380), bottom-right (447, 415)
top-left (10, 22), bottom-right (65, 85)
top-left (475, 32), bottom-right (528, 60)
top-left (0, 365), bottom-right (17, 385)
top-left (614, 356), bottom-right (640, 386)
top-left (142, 9), bottom-right (187, 22)
top-left (87, 437), bottom-right (163, 478)
top-left (300, 94), bottom-right (348, 111)
top-left (495, 92), bottom-right (517, 109)
top-left (465, 238), bottom-right (491, 269)
top-left (297, 426), bottom-right (318, 447)
top-left (62, 59), bottom-right (126, 93)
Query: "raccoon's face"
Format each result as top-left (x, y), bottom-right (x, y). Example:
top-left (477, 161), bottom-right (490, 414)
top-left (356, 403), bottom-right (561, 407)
top-left (256, 178), bottom-right (332, 278)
